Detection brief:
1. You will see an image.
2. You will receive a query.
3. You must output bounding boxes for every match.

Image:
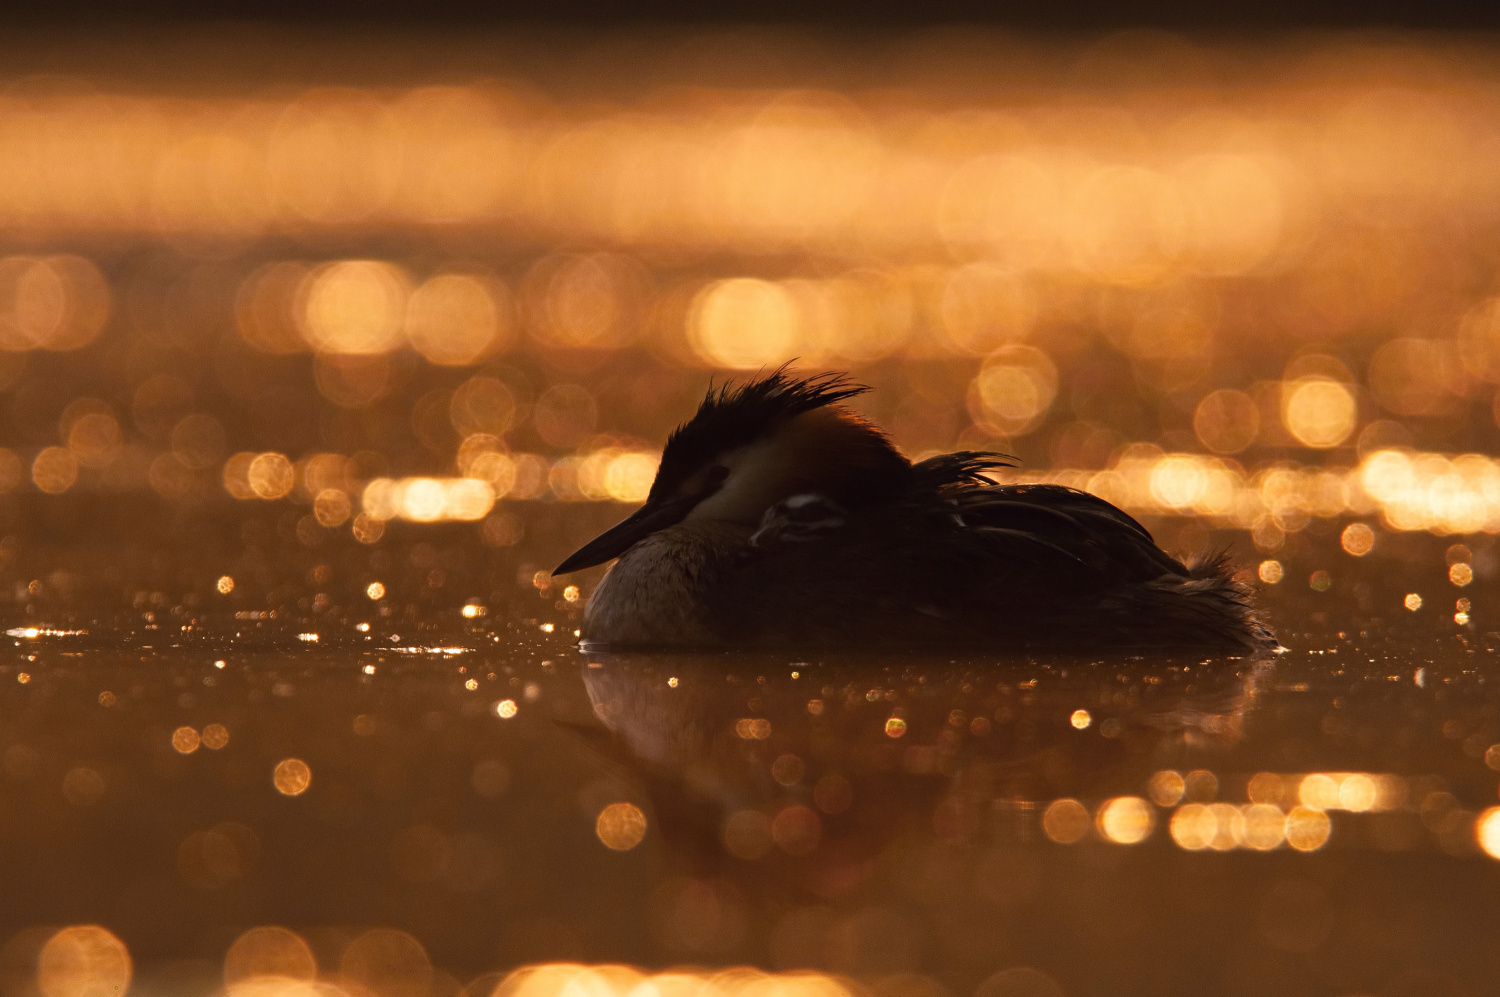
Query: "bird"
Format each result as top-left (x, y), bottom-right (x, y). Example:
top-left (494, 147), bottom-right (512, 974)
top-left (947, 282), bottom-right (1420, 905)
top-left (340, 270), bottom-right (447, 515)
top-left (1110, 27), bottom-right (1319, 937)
top-left (553, 369), bottom-right (1274, 652)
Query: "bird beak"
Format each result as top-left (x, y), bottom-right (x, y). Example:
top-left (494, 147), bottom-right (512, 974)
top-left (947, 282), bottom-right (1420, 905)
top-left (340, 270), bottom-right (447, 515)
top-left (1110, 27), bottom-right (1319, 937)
top-left (553, 497), bottom-right (693, 575)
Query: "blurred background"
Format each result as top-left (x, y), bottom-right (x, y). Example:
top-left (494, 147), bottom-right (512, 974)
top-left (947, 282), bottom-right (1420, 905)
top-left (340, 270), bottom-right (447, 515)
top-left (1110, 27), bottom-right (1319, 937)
top-left (6, 23), bottom-right (1500, 563)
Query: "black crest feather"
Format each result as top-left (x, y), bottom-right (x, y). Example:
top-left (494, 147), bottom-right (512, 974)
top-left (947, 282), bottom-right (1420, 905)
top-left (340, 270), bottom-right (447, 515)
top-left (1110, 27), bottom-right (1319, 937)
top-left (649, 368), bottom-right (868, 501)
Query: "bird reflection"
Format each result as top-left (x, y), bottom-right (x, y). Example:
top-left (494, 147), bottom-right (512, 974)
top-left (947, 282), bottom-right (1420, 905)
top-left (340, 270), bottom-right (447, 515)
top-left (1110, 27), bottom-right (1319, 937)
top-left (564, 649), bottom-right (1272, 963)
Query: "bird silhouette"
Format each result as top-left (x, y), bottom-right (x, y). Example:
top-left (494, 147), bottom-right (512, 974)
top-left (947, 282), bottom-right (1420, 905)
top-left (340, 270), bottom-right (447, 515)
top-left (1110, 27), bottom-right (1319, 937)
top-left (555, 369), bottom-right (1273, 652)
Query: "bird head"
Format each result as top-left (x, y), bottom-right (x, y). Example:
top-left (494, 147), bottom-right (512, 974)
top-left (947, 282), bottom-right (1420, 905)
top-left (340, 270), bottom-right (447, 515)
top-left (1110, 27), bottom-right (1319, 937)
top-left (554, 369), bottom-right (911, 575)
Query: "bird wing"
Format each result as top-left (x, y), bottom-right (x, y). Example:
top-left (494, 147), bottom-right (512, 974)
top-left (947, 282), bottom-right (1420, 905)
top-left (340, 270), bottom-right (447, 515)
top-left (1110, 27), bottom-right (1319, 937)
top-left (704, 461), bottom-right (1197, 646)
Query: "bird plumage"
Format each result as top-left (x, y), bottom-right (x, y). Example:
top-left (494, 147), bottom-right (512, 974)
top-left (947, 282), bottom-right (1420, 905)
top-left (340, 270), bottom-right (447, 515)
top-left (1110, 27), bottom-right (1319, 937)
top-left (556, 369), bottom-right (1273, 652)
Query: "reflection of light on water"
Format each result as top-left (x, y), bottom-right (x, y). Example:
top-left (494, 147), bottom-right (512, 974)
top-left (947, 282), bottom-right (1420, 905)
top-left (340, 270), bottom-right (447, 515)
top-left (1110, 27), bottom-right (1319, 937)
top-left (1096, 797), bottom-right (1154, 844)
top-left (224, 926), bottom-right (318, 984)
top-left (361, 476), bottom-right (496, 522)
top-left (17, 411), bottom-right (1500, 542)
top-left (595, 802), bottom-right (647, 851)
top-left (273, 759), bottom-right (312, 796)
top-left (7, 627), bottom-right (87, 638)
top-left (1041, 799), bottom-right (1090, 844)
top-left (37, 925), bottom-right (131, 997)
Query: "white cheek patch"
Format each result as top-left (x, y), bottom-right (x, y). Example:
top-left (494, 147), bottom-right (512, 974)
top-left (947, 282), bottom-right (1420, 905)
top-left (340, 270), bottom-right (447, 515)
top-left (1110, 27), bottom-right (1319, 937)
top-left (683, 441), bottom-right (785, 525)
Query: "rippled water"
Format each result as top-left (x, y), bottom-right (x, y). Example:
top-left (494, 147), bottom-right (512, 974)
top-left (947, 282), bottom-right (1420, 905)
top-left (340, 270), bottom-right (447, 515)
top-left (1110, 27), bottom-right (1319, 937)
top-left (2, 497), bottom-right (1497, 997)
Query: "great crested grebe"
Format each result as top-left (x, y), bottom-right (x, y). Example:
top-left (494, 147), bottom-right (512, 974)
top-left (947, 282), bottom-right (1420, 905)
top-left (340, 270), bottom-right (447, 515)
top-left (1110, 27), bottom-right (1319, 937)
top-left (554, 370), bottom-right (1273, 651)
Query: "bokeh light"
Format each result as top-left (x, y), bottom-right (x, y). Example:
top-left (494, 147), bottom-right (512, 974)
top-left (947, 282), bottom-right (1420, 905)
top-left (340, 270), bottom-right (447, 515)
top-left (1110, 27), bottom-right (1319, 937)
top-left (223, 926), bottom-right (318, 984)
top-left (595, 802), bottom-right (648, 851)
top-left (37, 926), bottom-right (131, 997)
top-left (1096, 796), bottom-right (1154, 844)
top-left (273, 759), bottom-right (312, 796)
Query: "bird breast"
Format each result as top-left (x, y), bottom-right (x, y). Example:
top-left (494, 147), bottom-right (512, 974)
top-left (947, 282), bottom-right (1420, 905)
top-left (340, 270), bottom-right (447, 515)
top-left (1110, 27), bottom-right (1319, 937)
top-left (581, 520), bottom-right (750, 647)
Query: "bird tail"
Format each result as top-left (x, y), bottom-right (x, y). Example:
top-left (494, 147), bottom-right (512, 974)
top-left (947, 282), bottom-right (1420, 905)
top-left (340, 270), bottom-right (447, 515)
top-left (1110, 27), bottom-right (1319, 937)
top-left (1141, 549), bottom-right (1277, 651)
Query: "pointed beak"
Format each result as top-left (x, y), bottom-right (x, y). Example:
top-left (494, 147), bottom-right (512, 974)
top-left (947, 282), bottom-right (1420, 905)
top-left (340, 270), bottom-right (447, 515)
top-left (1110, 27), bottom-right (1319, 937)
top-left (553, 497), bottom-right (694, 575)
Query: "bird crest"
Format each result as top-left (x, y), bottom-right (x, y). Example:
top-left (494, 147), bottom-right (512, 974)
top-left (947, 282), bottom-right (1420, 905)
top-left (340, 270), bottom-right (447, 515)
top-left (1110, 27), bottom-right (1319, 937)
top-left (648, 367), bottom-right (875, 503)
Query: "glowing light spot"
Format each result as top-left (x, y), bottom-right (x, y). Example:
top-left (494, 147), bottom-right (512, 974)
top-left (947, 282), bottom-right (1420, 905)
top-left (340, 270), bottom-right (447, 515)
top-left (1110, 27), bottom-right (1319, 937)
top-left (462, 603), bottom-right (486, 618)
top-left (1150, 455), bottom-right (1208, 509)
top-left (464, 678), bottom-right (479, 691)
top-left (172, 726), bottom-right (201, 754)
top-left (1339, 773), bottom-right (1378, 812)
top-left (562, 586), bottom-right (580, 604)
top-left (1298, 773), bottom-right (1340, 811)
top-left (1148, 770), bottom-right (1186, 807)
top-left (1340, 523), bottom-right (1375, 556)
top-left (216, 575), bottom-right (235, 594)
top-left (968, 345), bottom-right (1059, 436)
top-left (735, 718), bottom-right (772, 740)
top-left (296, 633), bottom-right (318, 643)
top-left (66, 409), bottom-right (121, 469)
top-left (247, 452), bottom-right (295, 500)
top-left (313, 488), bottom-right (352, 527)
top-left (596, 801), bottom-right (647, 850)
top-left (689, 278), bottom-right (798, 369)
top-left (1169, 804), bottom-right (1214, 850)
top-left (1309, 570), bottom-right (1332, 592)
top-left (299, 260), bottom-right (410, 355)
top-left (493, 699), bottom-right (518, 719)
top-left (340, 929), bottom-right (430, 997)
top-left (1450, 563), bottom-right (1474, 587)
top-left (1259, 560), bottom-right (1284, 584)
top-left (1477, 807), bottom-right (1500, 860)
top-left (1193, 388), bottom-right (1260, 454)
top-left (17, 672), bottom-right (30, 684)
top-left (97, 691), bottom-right (115, 707)
top-left (667, 677), bottom-right (678, 688)
top-left (202, 724), bottom-right (230, 750)
top-left (1041, 799), bottom-right (1091, 844)
top-left (1097, 796), bottom-right (1155, 844)
top-left (1284, 805), bottom-right (1332, 851)
top-left (32, 446), bottom-right (79, 494)
top-left (37, 925), bottom-right (131, 997)
top-left (1241, 804), bottom-right (1287, 850)
top-left (884, 717), bottom-right (907, 738)
top-left (273, 758), bottom-right (312, 796)
top-left (1183, 769), bottom-right (1219, 802)
top-left (367, 582), bottom-right (385, 600)
top-left (1283, 377), bottom-right (1356, 448)
top-left (224, 926), bottom-right (316, 984)
top-left (400, 478), bottom-right (448, 522)
top-left (1069, 709), bottom-right (1092, 730)
top-left (1247, 772), bottom-right (1287, 806)
top-left (405, 272), bottom-right (506, 366)
top-left (352, 513), bottom-right (385, 544)
top-left (1405, 593), bottom-right (1423, 611)
top-left (605, 452), bottom-right (659, 503)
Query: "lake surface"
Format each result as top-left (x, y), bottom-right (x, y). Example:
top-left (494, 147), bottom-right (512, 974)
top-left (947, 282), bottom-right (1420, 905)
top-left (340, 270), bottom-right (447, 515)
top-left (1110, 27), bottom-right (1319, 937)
top-left (4, 25), bottom-right (1500, 997)
top-left (2, 496), bottom-right (1496, 997)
